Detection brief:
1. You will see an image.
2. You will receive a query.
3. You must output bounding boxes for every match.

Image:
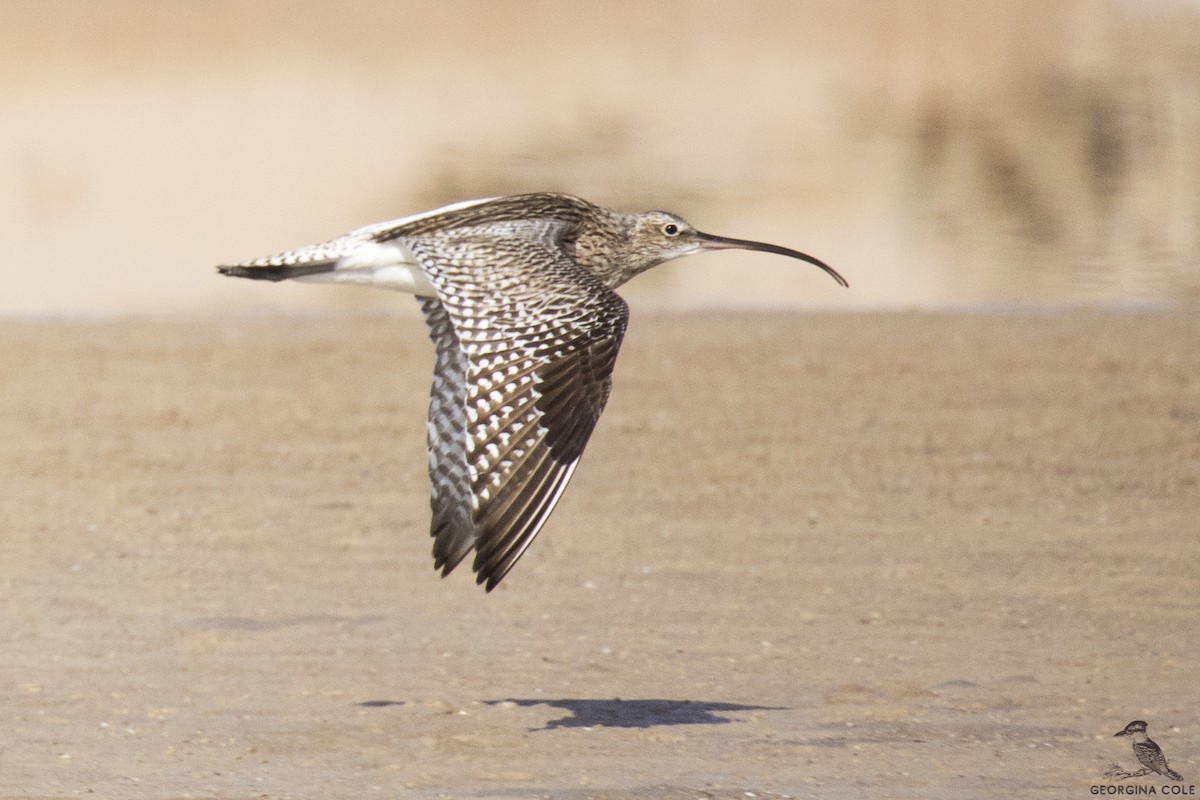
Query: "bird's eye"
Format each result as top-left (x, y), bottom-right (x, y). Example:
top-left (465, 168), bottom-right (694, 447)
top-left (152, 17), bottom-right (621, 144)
top-left (663, 223), bottom-right (680, 236)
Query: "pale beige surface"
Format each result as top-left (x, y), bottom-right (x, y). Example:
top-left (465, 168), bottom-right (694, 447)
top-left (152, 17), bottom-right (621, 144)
top-left (2, 310), bottom-right (1198, 798)
top-left (4, 1), bottom-right (1200, 315)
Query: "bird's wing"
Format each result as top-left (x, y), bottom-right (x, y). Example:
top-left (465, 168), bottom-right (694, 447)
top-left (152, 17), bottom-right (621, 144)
top-left (418, 295), bottom-right (477, 575)
top-left (408, 220), bottom-right (629, 590)
top-left (1134, 742), bottom-right (1175, 776)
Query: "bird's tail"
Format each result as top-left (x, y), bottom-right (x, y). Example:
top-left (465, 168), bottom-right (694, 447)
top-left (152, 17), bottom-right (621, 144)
top-left (217, 262), bottom-right (337, 282)
top-left (1164, 766), bottom-right (1183, 781)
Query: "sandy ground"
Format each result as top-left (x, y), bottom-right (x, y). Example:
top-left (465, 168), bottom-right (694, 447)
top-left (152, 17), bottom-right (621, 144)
top-left (2, 309), bottom-right (1198, 798)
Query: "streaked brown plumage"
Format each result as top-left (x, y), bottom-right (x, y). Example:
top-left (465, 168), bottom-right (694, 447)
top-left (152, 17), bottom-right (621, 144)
top-left (218, 193), bottom-right (846, 590)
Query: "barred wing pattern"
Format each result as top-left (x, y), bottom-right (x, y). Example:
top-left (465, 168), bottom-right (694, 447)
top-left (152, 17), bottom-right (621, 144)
top-left (1133, 741), bottom-right (1182, 780)
top-left (410, 220), bottom-right (629, 590)
top-left (418, 296), bottom-right (476, 575)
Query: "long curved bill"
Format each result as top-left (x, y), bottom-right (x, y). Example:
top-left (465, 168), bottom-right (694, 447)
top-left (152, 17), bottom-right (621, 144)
top-left (697, 232), bottom-right (849, 288)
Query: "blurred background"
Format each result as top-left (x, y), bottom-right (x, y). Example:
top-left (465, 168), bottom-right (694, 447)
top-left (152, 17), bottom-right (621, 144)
top-left (2, 0), bottom-right (1198, 316)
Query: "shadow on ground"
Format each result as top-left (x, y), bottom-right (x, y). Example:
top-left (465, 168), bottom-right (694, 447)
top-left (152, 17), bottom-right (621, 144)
top-left (487, 698), bottom-right (783, 730)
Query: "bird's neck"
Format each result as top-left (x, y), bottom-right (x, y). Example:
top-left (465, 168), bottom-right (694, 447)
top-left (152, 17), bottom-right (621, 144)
top-left (572, 212), bottom-right (653, 290)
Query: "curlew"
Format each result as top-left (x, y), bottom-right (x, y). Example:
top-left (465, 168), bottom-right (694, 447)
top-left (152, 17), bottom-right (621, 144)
top-left (219, 193), bottom-right (846, 590)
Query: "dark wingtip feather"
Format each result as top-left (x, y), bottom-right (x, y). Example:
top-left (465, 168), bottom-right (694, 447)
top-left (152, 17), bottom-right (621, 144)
top-left (476, 560), bottom-right (506, 591)
top-left (436, 547), bottom-right (472, 578)
top-left (431, 521), bottom-right (474, 577)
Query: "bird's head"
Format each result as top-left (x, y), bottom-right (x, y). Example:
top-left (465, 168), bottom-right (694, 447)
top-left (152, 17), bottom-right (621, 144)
top-left (585, 209), bottom-right (848, 290)
top-left (1115, 720), bottom-right (1149, 737)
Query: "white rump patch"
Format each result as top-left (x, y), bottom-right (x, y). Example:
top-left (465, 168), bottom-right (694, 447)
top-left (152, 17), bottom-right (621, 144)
top-left (293, 241), bottom-right (436, 295)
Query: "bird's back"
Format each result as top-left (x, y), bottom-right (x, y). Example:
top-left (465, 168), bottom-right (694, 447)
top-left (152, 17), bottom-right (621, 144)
top-left (1134, 739), bottom-right (1183, 780)
top-left (376, 193), bottom-right (602, 241)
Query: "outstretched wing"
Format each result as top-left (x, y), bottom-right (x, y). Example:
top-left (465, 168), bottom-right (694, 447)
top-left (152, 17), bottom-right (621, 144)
top-left (418, 295), bottom-right (476, 576)
top-left (409, 220), bottom-right (629, 590)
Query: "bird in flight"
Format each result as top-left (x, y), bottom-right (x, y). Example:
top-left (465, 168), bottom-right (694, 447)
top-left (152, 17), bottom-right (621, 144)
top-left (219, 193), bottom-right (846, 590)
